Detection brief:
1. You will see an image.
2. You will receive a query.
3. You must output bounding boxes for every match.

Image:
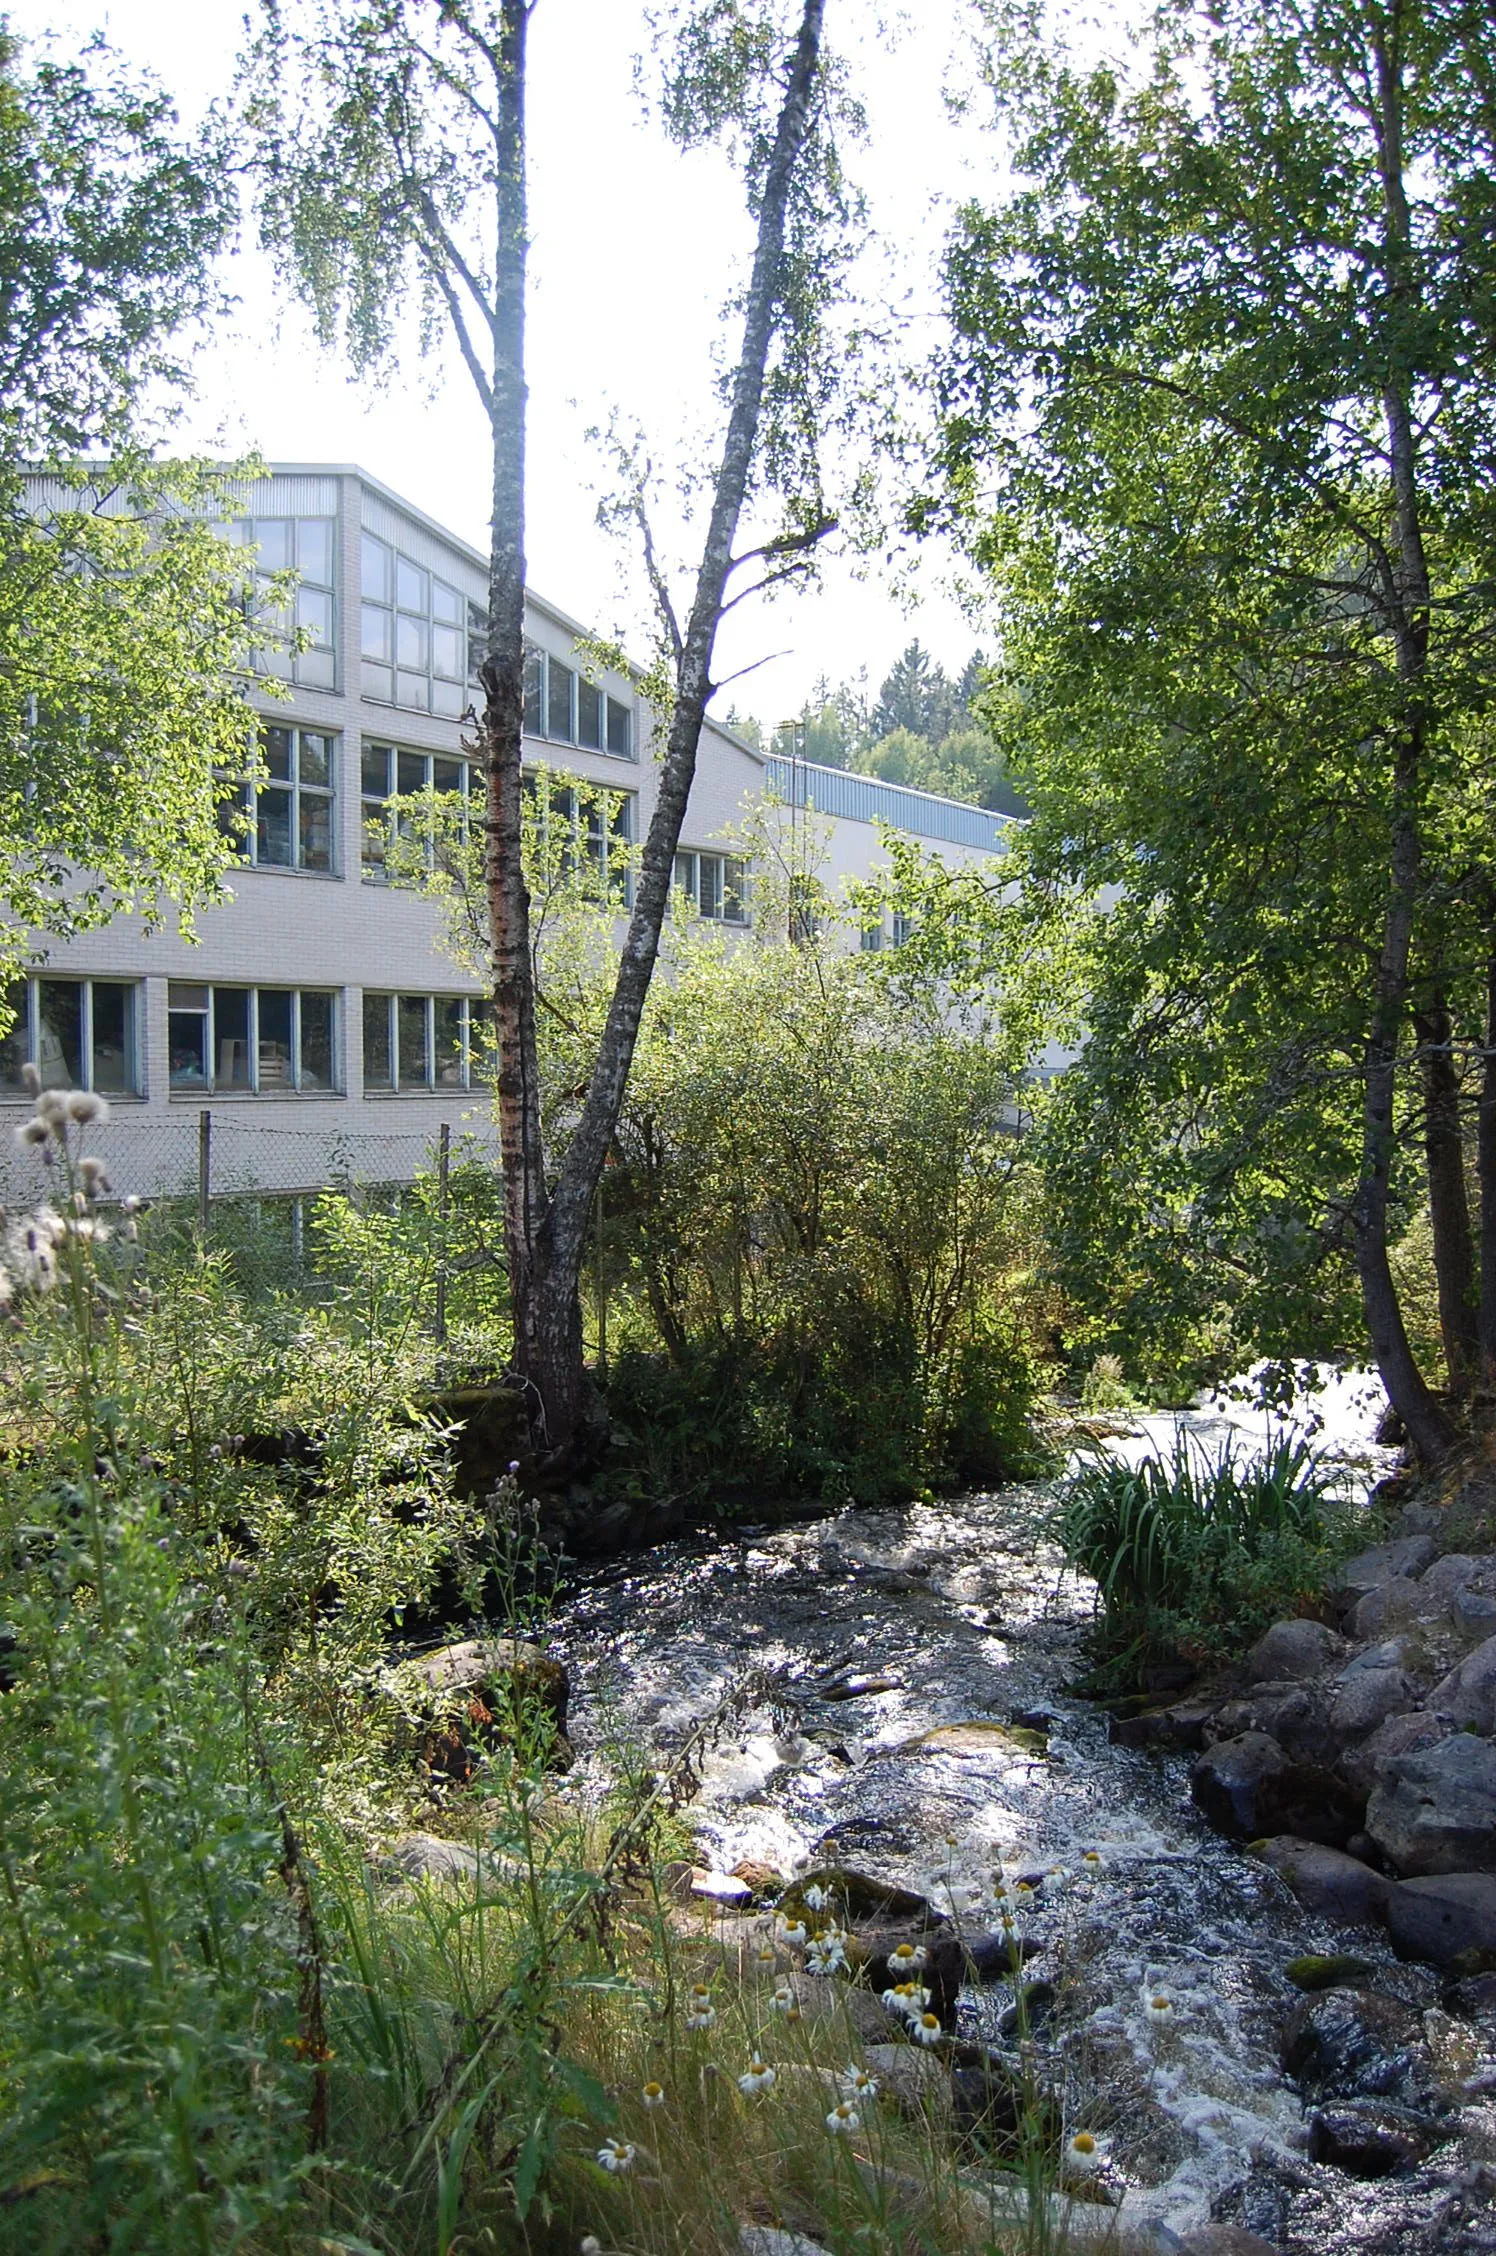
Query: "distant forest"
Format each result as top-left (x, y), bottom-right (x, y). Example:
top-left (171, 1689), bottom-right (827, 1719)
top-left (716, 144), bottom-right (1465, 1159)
top-left (729, 640), bottom-right (1031, 819)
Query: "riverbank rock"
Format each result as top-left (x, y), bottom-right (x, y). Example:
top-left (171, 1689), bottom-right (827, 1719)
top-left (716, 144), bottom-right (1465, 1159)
top-left (1191, 1733), bottom-right (1363, 1847)
top-left (1328, 1644), bottom-right (1418, 1737)
top-left (1307, 2099), bottom-right (1444, 2177)
top-left (1331, 1535), bottom-right (1438, 1617)
top-left (1280, 1988), bottom-right (1423, 2101)
top-left (1385, 1872), bottom-right (1496, 1971)
top-left (1431, 1634), bottom-right (1496, 1733)
top-left (1250, 1837), bottom-right (1392, 1926)
top-left (1336, 1707), bottom-right (1450, 1797)
top-left (388, 1635), bottom-right (570, 1780)
top-left (1206, 1684), bottom-right (1336, 1766)
top-left (1177, 2232), bottom-right (1285, 2256)
top-left (1245, 1619), bottom-right (1348, 1682)
top-left (1366, 1734), bottom-right (1496, 1875)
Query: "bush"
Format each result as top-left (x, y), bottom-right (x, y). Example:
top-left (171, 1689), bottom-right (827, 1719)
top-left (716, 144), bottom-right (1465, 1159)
top-left (1053, 1429), bottom-right (1350, 1685)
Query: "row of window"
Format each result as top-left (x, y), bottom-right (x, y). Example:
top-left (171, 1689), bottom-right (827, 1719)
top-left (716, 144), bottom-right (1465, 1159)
top-left (523, 642), bottom-right (634, 759)
top-left (0, 977), bottom-right (483, 1099)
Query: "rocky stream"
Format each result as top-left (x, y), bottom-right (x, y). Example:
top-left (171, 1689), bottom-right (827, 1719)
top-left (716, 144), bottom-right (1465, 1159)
top-left (527, 1373), bottom-right (1496, 2256)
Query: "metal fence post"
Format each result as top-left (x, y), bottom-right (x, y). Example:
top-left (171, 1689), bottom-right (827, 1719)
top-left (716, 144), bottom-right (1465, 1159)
top-left (434, 1120), bottom-right (450, 1344)
top-left (197, 1109), bottom-right (211, 1239)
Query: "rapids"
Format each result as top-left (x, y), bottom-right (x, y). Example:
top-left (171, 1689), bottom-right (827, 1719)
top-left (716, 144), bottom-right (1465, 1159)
top-left (547, 1370), bottom-right (1495, 2252)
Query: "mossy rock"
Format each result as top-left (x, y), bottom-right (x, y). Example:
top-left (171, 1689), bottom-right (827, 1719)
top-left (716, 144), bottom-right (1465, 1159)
top-left (387, 1635), bottom-right (570, 1782)
top-left (776, 1865), bottom-right (938, 1928)
top-left (1285, 1954), bottom-right (1376, 1992)
top-left (893, 1719), bottom-right (1048, 1758)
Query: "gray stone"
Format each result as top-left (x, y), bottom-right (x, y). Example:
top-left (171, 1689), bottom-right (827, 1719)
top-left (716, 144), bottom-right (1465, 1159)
top-left (1351, 1577), bottom-right (1443, 1642)
top-left (1420, 1552), bottom-right (1482, 1602)
top-left (1251, 1837), bottom-right (1392, 1926)
top-left (1366, 1733), bottom-right (1496, 1875)
top-left (1455, 1588), bottom-right (1496, 1640)
top-left (1337, 1708), bottom-right (1450, 1798)
top-left (1431, 1634), bottom-right (1496, 1733)
top-left (1330, 1664), bottom-right (1415, 1738)
top-left (1385, 1872), bottom-right (1496, 1971)
top-left (861, 2043), bottom-right (950, 2115)
top-left (1206, 1685), bottom-right (1335, 1766)
top-left (1307, 2099), bottom-right (1445, 2177)
top-left (740, 2230), bottom-right (827, 2256)
top-left (1333, 1535), bottom-right (1438, 1606)
top-left (1177, 2233), bottom-right (1285, 2256)
top-left (1245, 1619), bottom-right (1347, 1683)
top-left (1191, 1733), bottom-right (1363, 1847)
top-left (1280, 1988), bottom-right (1422, 2101)
top-left (383, 1832), bottom-right (481, 1884)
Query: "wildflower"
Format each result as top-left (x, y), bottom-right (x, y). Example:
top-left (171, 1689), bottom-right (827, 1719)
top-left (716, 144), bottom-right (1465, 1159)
top-left (803, 1883), bottom-right (827, 1911)
top-left (754, 1946), bottom-right (777, 1968)
top-left (122, 1195), bottom-right (141, 1215)
top-left (508, 1459), bottom-right (521, 1474)
top-left (65, 1090), bottom-right (109, 1126)
top-left (641, 2080), bottom-right (665, 2111)
top-left (580, 2238), bottom-right (603, 2256)
top-left (20, 1061), bottom-right (39, 1095)
top-left (881, 1981), bottom-right (929, 2019)
top-left (770, 1981), bottom-right (797, 2014)
top-left (886, 1941), bottom-right (925, 1974)
top-left (778, 1918), bottom-right (808, 1947)
top-left (1144, 1989), bottom-right (1176, 2026)
top-left (683, 1985), bottom-right (716, 2031)
top-left (944, 1832), bottom-right (959, 1847)
top-left (36, 1089), bottom-right (68, 1126)
top-left (14, 1117), bottom-right (49, 1149)
top-left (79, 1157), bottom-right (110, 1197)
top-left (596, 2139), bottom-right (636, 2174)
top-left (806, 1930), bottom-right (848, 1976)
top-left (738, 2058), bottom-right (776, 2096)
top-left (838, 2065), bottom-right (878, 2101)
top-left (1081, 1850), bottom-right (1104, 1879)
top-left (0, 1267), bottom-right (10, 1305)
top-left (825, 2101), bottom-right (860, 2135)
top-left (1063, 2130), bottom-right (1106, 2177)
top-left (1011, 1880), bottom-right (1035, 1906)
top-left (912, 2011), bottom-right (943, 2047)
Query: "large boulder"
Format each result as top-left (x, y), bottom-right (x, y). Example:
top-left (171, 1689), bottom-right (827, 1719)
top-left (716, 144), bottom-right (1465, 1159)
top-left (1331, 1535), bottom-right (1438, 1614)
top-left (1336, 1708), bottom-right (1450, 1798)
top-left (1306, 2100), bottom-right (1446, 2178)
top-left (1419, 1552), bottom-right (1482, 1604)
top-left (1206, 1684), bottom-right (1336, 1766)
top-left (1365, 1733), bottom-right (1496, 1875)
top-left (387, 1636), bottom-right (571, 1781)
top-left (1191, 1732), bottom-right (1363, 1847)
top-left (1385, 1872), bottom-right (1496, 1972)
top-left (1244, 1619), bottom-right (1347, 1683)
top-left (1328, 1646), bottom-right (1417, 1738)
top-left (1349, 1577), bottom-right (1447, 1643)
top-left (1250, 1837), bottom-right (1392, 1926)
top-left (1280, 1988), bottom-right (1422, 2102)
top-left (1431, 1634), bottom-right (1496, 1734)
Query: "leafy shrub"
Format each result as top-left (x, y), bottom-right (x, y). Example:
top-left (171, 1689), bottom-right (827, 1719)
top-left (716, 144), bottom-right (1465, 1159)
top-left (1053, 1429), bottom-right (1349, 1683)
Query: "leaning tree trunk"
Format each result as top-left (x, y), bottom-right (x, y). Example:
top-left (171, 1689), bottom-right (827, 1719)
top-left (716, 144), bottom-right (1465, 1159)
top-left (515, 0), bottom-right (830, 1459)
top-left (1478, 925), bottom-right (1496, 1387)
top-left (473, 0), bottom-right (555, 1438)
top-left (1416, 987), bottom-right (1479, 1396)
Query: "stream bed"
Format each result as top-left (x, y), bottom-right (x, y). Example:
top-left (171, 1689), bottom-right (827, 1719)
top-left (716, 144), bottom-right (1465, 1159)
top-left (546, 1373), bottom-right (1496, 2253)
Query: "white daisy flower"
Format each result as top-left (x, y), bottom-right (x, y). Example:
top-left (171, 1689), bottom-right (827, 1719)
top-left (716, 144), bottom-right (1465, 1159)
top-left (1080, 1849), bottom-right (1104, 1879)
top-left (886, 1941), bottom-right (926, 1974)
top-left (881, 1981), bottom-right (930, 2019)
top-left (738, 2058), bottom-right (776, 2096)
top-left (1064, 2129), bottom-right (1106, 2176)
top-left (1144, 1989), bottom-right (1176, 2026)
top-left (596, 2139), bottom-right (636, 2173)
top-left (778, 1918), bottom-right (809, 1947)
top-left (683, 1984), bottom-right (716, 2031)
top-left (770, 1981), bottom-right (797, 2014)
top-left (641, 2080), bottom-right (665, 2111)
top-left (837, 2065), bottom-right (878, 2100)
top-left (912, 2011), bottom-right (944, 2047)
top-left (806, 1930), bottom-right (848, 1975)
top-left (803, 1883), bottom-right (827, 1911)
top-left (825, 2101), bottom-right (860, 2135)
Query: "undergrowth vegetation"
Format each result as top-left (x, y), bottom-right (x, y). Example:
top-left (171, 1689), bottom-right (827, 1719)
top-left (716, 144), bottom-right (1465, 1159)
top-left (1054, 1431), bottom-right (1353, 1692)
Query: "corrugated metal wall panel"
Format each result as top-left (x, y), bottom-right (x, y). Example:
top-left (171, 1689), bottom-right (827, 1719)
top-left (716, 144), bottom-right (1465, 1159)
top-left (762, 757), bottom-right (1012, 851)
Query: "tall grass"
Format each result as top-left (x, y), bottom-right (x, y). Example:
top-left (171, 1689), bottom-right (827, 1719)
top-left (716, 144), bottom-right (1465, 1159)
top-left (1054, 1428), bottom-right (1349, 1685)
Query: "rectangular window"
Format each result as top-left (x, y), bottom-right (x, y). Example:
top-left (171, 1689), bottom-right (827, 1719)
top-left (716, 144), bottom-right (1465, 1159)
top-left (166, 985), bottom-right (340, 1095)
top-left (547, 657), bottom-right (575, 743)
top-left (223, 726), bottom-right (336, 874)
top-left (247, 515), bottom-right (338, 691)
top-left (577, 677), bottom-right (603, 751)
top-left (533, 779), bottom-right (634, 902)
top-left (361, 740), bottom-right (475, 875)
top-left (671, 849), bottom-right (748, 925)
top-left (1, 977), bottom-right (141, 1095)
top-left (358, 534), bottom-right (475, 714)
top-left (606, 694), bottom-right (633, 759)
top-left (523, 643), bottom-right (545, 736)
top-left (363, 992), bottom-right (474, 1091)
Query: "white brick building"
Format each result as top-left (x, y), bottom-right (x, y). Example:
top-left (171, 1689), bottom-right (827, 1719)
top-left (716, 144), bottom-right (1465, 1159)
top-left (0, 465), bottom-right (1014, 1203)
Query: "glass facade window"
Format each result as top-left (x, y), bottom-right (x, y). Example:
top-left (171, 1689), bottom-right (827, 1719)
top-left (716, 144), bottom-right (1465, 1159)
top-left (240, 515), bottom-right (338, 691)
top-left (360, 531), bottom-right (470, 715)
top-left (360, 740), bottom-right (475, 875)
top-left (671, 849), bottom-right (747, 924)
top-left (522, 640), bottom-right (634, 760)
top-left (219, 726), bottom-right (336, 873)
top-left (362, 992), bottom-right (476, 1091)
top-left (530, 778), bottom-right (634, 902)
top-left (0, 977), bottom-right (141, 1094)
top-left (167, 985), bottom-right (339, 1094)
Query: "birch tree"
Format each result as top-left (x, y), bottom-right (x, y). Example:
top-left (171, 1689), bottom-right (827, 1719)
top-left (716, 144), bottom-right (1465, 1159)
top-left (250, 0), bottom-right (851, 1463)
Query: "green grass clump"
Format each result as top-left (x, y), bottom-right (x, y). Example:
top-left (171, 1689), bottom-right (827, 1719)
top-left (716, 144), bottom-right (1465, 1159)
top-left (1053, 1429), bottom-right (1351, 1688)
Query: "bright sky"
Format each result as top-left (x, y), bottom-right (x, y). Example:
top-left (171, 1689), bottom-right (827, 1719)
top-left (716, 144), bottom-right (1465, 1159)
top-left (12, 0), bottom-right (1053, 729)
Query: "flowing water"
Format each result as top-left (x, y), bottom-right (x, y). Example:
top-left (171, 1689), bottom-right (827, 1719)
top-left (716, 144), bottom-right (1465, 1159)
top-left (547, 1371), bottom-right (1496, 2252)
